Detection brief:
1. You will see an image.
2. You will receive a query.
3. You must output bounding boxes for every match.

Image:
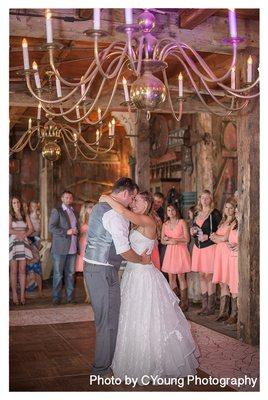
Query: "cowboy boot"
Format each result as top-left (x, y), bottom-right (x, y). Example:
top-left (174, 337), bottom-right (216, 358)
top-left (215, 295), bottom-right (230, 321)
top-left (205, 293), bottom-right (217, 316)
top-left (224, 297), bottom-right (238, 325)
top-left (180, 288), bottom-right (189, 312)
top-left (197, 292), bottom-right (208, 315)
top-left (173, 286), bottom-right (180, 298)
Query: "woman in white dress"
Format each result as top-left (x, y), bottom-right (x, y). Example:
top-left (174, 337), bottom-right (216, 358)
top-left (100, 191), bottom-right (199, 383)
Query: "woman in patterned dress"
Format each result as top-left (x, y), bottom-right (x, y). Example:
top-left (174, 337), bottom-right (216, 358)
top-left (9, 196), bottom-right (34, 305)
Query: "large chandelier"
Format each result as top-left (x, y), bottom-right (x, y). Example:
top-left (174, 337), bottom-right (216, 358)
top-left (20, 8), bottom-right (259, 126)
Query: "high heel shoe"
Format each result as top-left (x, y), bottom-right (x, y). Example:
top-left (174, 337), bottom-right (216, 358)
top-left (12, 299), bottom-right (19, 306)
top-left (20, 299), bottom-right (26, 306)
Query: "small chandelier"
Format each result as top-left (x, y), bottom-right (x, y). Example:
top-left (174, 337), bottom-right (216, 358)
top-left (9, 107), bottom-right (116, 162)
top-left (20, 8), bottom-right (259, 125)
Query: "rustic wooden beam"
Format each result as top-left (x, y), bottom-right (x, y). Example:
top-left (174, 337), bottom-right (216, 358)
top-left (237, 48), bottom-right (259, 346)
top-left (179, 9), bottom-right (217, 30)
top-left (9, 12), bottom-right (259, 54)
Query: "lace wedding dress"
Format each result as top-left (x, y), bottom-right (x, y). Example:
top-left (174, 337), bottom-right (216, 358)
top-left (112, 229), bottom-right (199, 383)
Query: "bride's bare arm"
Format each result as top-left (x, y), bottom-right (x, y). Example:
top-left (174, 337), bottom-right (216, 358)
top-left (100, 194), bottom-right (154, 228)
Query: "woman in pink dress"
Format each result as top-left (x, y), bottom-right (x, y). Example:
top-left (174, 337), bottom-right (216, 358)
top-left (225, 207), bottom-right (239, 324)
top-left (75, 202), bottom-right (95, 302)
top-left (150, 210), bottom-right (162, 270)
top-left (190, 190), bottom-right (221, 316)
top-left (161, 204), bottom-right (191, 311)
top-left (211, 197), bottom-right (237, 321)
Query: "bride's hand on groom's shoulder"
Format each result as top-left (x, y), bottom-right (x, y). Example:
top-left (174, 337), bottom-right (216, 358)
top-left (99, 194), bottom-right (109, 203)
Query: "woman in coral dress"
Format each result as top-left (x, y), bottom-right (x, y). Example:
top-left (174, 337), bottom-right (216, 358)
top-left (211, 197), bottom-right (237, 321)
top-left (161, 204), bottom-right (191, 311)
top-left (190, 190), bottom-right (221, 316)
top-left (225, 208), bottom-right (239, 324)
top-left (75, 201), bottom-right (95, 302)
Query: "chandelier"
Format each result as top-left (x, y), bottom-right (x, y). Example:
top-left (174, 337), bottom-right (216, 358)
top-left (20, 8), bottom-right (259, 126)
top-left (10, 71), bottom-right (116, 161)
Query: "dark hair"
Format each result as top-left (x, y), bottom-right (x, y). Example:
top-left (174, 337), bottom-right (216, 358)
top-left (112, 177), bottom-right (139, 194)
top-left (10, 195), bottom-right (26, 222)
top-left (154, 192), bottom-right (164, 200)
top-left (165, 203), bottom-right (181, 221)
top-left (61, 190), bottom-right (74, 197)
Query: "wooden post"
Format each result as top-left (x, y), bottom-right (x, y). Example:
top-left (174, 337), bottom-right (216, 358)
top-left (135, 112), bottom-right (150, 190)
top-left (237, 48), bottom-right (259, 345)
top-left (195, 112), bottom-right (214, 195)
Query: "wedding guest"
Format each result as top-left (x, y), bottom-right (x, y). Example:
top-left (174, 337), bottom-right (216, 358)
top-left (153, 192), bottom-right (167, 276)
top-left (48, 190), bottom-right (79, 305)
top-left (211, 197), bottom-right (237, 321)
top-left (153, 192), bottom-right (165, 222)
top-left (29, 200), bottom-right (41, 248)
top-left (161, 203), bottom-right (191, 311)
top-left (9, 196), bottom-right (34, 305)
top-left (187, 206), bottom-right (202, 305)
top-left (75, 201), bottom-right (95, 303)
top-left (191, 190), bottom-right (221, 316)
top-left (225, 206), bottom-right (239, 325)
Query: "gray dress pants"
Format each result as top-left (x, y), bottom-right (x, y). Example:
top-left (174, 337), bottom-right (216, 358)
top-left (84, 261), bottom-right (120, 376)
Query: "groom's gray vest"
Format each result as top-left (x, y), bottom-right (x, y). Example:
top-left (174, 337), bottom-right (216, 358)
top-left (84, 202), bottom-right (124, 268)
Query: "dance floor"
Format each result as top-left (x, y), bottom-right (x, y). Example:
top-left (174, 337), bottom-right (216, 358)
top-left (9, 303), bottom-right (259, 392)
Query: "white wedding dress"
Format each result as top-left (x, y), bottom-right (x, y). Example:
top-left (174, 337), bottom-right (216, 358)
top-left (112, 229), bottom-right (199, 383)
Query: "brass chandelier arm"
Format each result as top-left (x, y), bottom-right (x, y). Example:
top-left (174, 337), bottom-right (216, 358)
top-left (162, 69), bottom-right (183, 122)
top-left (126, 32), bottom-right (146, 77)
top-left (79, 134), bottom-right (115, 154)
top-left (94, 36), bottom-right (128, 79)
top-left (217, 77), bottom-right (260, 94)
top-left (10, 128), bottom-right (39, 154)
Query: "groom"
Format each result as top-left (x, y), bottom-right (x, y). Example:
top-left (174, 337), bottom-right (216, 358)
top-left (83, 177), bottom-right (150, 377)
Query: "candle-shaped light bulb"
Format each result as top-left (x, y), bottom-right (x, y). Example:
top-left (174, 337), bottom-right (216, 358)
top-left (228, 8), bottom-right (237, 38)
top-left (231, 66), bottom-right (236, 89)
top-left (76, 106), bottom-right (80, 119)
top-left (97, 107), bottom-right (102, 121)
top-left (22, 38), bottom-right (30, 70)
top-left (73, 133), bottom-right (77, 141)
top-left (122, 77), bottom-right (129, 101)
top-left (81, 75), bottom-right (86, 97)
top-left (45, 9), bottom-right (53, 43)
top-left (32, 61), bottom-right (41, 89)
top-left (55, 74), bottom-right (62, 98)
top-left (37, 103), bottom-right (42, 120)
top-left (28, 118), bottom-right (32, 130)
top-left (178, 73), bottom-right (183, 97)
top-left (94, 8), bottom-right (101, 30)
top-left (125, 8), bottom-right (133, 24)
top-left (96, 129), bottom-right (100, 144)
top-left (111, 118), bottom-right (115, 136)
top-left (247, 55), bottom-right (253, 83)
top-left (108, 122), bottom-right (112, 137)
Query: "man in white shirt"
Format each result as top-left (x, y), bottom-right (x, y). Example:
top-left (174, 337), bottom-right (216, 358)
top-left (84, 177), bottom-right (150, 378)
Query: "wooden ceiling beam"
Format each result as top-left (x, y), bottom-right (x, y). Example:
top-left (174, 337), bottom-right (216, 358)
top-left (179, 9), bottom-right (218, 29)
top-left (9, 12), bottom-right (259, 55)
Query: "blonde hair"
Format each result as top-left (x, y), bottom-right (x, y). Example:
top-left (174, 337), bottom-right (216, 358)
top-left (219, 197), bottom-right (237, 227)
top-left (196, 189), bottom-right (214, 212)
top-left (79, 202), bottom-right (95, 226)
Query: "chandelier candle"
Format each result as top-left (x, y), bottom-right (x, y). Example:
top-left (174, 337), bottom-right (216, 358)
top-left (108, 122), bottom-right (112, 137)
top-left (81, 76), bottom-right (86, 97)
top-left (231, 66), bottom-right (236, 89)
top-left (45, 9), bottom-right (53, 43)
top-left (122, 77), bottom-right (130, 101)
top-left (37, 103), bottom-right (42, 120)
top-left (97, 107), bottom-right (102, 121)
top-left (32, 62), bottom-right (41, 89)
top-left (76, 106), bottom-right (80, 119)
top-left (28, 118), bottom-right (32, 131)
top-left (125, 8), bottom-right (133, 24)
top-left (111, 118), bottom-right (115, 136)
top-left (96, 129), bottom-right (100, 144)
top-left (94, 8), bottom-right (101, 30)
top-left (178, 73), bottom-right (183, 97)
top-left (22, 39), bottom-right (30, 70)
top-left (247, 56), bottom-right (253, 83)
top-left (55, 75), bottom-right (62, 97)
top-left (228, 8), bottom-right (237, 38)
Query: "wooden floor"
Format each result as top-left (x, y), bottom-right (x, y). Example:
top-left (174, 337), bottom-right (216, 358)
top-left (10, 321), bottom-right (234, 392)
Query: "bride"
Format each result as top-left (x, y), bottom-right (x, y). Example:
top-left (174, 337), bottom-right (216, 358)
top-left (100, 191), bottom-right (199, 383)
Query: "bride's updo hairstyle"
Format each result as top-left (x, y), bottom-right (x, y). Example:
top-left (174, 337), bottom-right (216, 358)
top-left (139, 191), bottom-right (154, 216)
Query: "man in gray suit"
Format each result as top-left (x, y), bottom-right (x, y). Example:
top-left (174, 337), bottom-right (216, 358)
top-left (49, 190), bottom-right (78, 305)
top-left (84, 177), bottom-right (150, 377)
